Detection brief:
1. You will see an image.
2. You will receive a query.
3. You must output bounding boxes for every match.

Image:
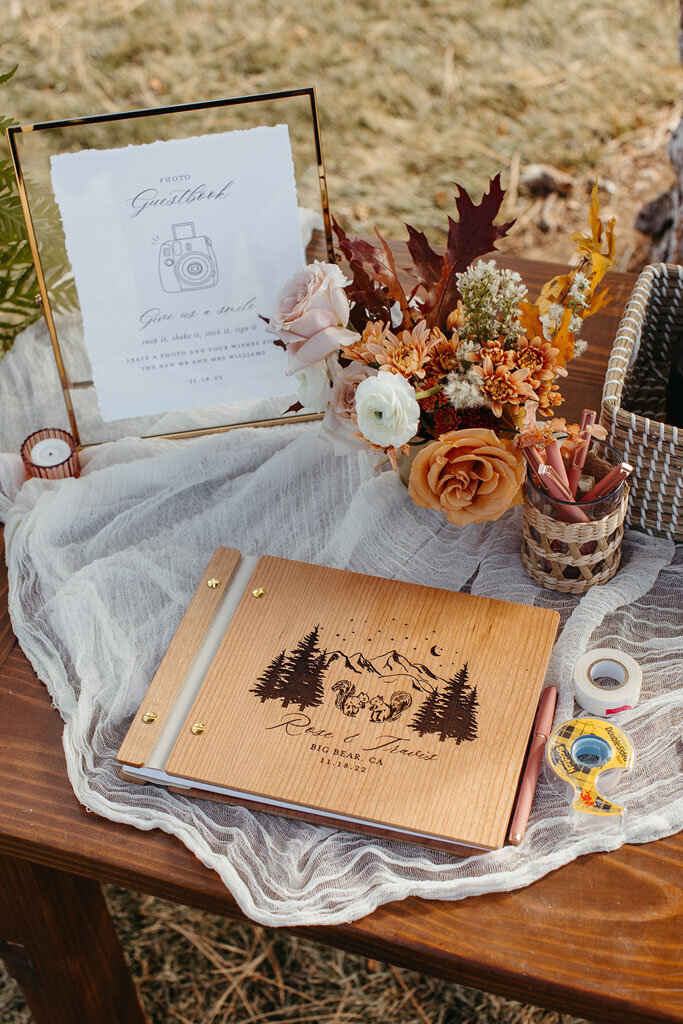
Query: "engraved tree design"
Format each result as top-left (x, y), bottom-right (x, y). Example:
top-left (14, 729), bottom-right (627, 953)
top-left (279, 625), bottom-right (326, 712)
top-left (250, 650), bottom-right (286, 703)
top-left (409, 687), bottom-right (441, 736)
top-left (459, 685), bottom-right (480, 744)
top-left (408, 661), bottom-right (479, 744)
top-left (434, 661), bottom-right (470, 743)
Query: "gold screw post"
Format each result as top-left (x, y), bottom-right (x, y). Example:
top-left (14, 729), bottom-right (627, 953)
top-left (142, 711), bottom-right (158, 724)
top-left (207, 578), bottom-right (221, 589)
top-left (252, 587), bottom-right (266, 598)
top-left (191, 722), bottom-right (207, 735)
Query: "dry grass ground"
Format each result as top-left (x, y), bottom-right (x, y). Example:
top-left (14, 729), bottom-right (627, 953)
top-left (1, 2), bottom-right (680, 1021)
top-left (4, 0), bottom-right (682, 269)
top-left (0, 887), bottom-right (589, 1024)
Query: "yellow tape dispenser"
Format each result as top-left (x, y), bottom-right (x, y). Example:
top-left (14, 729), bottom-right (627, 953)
top-left (545, 717), bottom-right (634, 823)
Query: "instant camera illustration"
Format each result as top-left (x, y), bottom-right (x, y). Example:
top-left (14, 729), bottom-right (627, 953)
top-left (159, 222), bottom-right (219, 292)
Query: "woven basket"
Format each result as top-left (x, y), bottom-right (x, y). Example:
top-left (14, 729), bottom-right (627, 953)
top-left (600, 263), bottom-right (683, 542)
top-left (521, 487), bottom-right (628, 594)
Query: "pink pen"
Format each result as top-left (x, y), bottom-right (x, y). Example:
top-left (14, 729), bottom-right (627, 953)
top-left (509, 686), bottom-right (558, 845)
top-left (522, 445), bottom-right (545, 481)
top-left (545, 439), bottom-right (571, 492)
top-left (540, 463), bottom-right (573, 500)
top-left (527, 444), bottom-right (545, 469)
top-left (537, 465), bottom-right (590, 523)
top-left (567, 409), bottom-right (596, 497)
top-left (580, 462), bottom-right (633, 504)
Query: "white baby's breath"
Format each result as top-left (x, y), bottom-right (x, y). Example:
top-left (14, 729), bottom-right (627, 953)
top-left (499, 268), bottom-right (528, 309)
top-left (455, 260), bottom-right (526, 345)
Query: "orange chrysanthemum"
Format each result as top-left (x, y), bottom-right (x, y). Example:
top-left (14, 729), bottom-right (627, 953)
top-left (516, 334), bottom-right (566, 383)
top-left (478, 338), bottom-right (516, 368)
top-left (473, 356), bottom-right (537, 418)
top-left (341, 321), bottom-right (389, 364)
top-left (428, 328), bottom-right (461, 374)
top-left (368, 320), bottom-right (437, 380)
top-left (535, 378), bottom-right (564, 415)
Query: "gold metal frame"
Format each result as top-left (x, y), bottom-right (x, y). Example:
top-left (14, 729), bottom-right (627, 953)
top-left (7, 87), bottom-right (333, 447)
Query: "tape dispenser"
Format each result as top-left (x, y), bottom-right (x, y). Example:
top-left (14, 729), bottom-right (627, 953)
top-left (545, 717), bottom-right (634, 826)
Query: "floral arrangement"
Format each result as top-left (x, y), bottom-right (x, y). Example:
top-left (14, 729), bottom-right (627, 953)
top-left (268, 177), bottom-right (615, 526)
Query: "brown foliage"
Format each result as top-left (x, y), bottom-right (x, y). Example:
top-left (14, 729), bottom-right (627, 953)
top-left (334, 175), bottom-right (514, 335)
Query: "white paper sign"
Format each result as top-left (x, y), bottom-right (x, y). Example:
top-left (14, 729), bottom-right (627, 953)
top-left (51, 126), bottom-right (305, 422)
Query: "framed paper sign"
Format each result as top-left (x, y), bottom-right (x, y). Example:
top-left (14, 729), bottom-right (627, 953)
top-left (8, 89), bottom-right (334, 446)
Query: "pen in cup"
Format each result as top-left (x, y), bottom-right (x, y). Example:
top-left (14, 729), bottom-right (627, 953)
top-left (537, 465), bottom-right (590, 523)
top-left (567, 409), bottom-right (596, 498)
top-left (579, 462), bottom-right (633, 504)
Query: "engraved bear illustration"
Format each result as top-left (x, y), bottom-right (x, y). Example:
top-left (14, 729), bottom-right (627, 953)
top-left (332, 680), bottom-right (369, 717)
top-left (368, 692), bottom-right (413, 722)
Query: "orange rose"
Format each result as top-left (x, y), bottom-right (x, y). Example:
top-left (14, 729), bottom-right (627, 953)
top-left (408, 428), bottom-right (524, 525)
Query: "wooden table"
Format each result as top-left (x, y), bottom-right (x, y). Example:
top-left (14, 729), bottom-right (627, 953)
top-left (1, 253), bottom-right (681, 1024)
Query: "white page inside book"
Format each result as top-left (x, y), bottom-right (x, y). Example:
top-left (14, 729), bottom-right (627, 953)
top-left (50, 126), bottom-right (304, 421)
top-left (122, 762), bottom-right (488, 851)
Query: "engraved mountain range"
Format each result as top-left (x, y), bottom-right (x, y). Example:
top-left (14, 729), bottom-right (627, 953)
top-left (250, 626), bottom-right (479, 745)
top-left (324, 649), bottom-right (440, 692)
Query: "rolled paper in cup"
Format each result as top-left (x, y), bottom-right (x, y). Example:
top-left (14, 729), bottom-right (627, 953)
top-left (573, 648), bottom-right (642, 716)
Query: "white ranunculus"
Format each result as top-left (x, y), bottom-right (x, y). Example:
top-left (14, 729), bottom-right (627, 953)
top-left (295, 359), bottom-right (331, 411)
top-left (355, 371), bottom-right (420, 449)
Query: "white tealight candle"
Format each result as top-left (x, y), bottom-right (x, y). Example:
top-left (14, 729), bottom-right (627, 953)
top-left (30, 437), bottom-right (73, 467)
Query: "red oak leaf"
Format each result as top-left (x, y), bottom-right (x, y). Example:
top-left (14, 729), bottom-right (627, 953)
top-left (333, 218), bottom-right (392, 331)
top-left (405, 224), bottom-right (443, 309)
top-left (424, 174), bottom-right (515, 330)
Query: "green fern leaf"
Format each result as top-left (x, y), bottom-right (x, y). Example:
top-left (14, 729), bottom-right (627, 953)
top-left (1, 69), bottom-right (77, 356)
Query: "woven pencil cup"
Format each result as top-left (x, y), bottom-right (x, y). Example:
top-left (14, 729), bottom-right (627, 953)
top-left (600, 263), bottom-right (682, 541)
top-left (521, 487), bottom-right (628, 594)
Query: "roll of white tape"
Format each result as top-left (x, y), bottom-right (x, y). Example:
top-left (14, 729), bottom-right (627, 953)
top-left (573, 648), bottom-right (642, 716)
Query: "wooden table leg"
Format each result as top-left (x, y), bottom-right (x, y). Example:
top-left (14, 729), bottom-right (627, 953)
top-left (0, 853), bottom-right (148, 1024)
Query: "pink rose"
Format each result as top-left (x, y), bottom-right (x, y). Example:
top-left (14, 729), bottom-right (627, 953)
top-left (320, 360), bottom-right (377, 455)
top-left (269, 261), bottom-right (360, 375)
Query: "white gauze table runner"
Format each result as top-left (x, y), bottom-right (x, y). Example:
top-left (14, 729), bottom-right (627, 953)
top-left (0, 319), bottom-right (681, 928)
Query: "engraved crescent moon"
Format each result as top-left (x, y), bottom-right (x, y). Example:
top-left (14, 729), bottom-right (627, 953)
top-left (430, 644), bottom-right (443, 657)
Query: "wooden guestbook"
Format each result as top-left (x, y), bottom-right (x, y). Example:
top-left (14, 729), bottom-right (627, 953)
top-left (118, 548), bottom-right (559, 853)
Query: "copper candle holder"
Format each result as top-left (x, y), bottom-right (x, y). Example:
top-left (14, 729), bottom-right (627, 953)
top-left (21, 427), bottom-right (81, 480)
